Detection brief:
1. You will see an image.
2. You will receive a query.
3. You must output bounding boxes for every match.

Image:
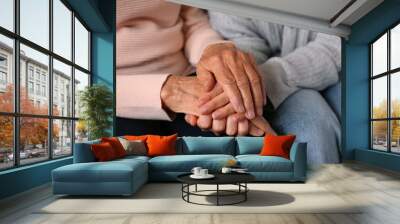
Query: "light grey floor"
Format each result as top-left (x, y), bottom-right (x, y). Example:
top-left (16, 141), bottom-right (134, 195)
top-left (1, 162), bottom-right (400, 224)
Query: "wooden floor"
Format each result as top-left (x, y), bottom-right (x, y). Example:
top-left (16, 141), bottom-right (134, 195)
top-left (1, 162), bottom-right (400, 224)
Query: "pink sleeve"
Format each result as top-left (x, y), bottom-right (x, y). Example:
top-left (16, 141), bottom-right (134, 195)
top-left (116, 74), bottom-right (174, 121)
top-left (181, 6), bottom-right (225, 66)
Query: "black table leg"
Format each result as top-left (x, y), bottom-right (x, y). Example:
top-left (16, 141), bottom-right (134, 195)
top-left (187, 184), bottom-right (190, 202)
top-left (245, 183), bottom-right (247, 201)
top-left (216, 184), bottom-right (219, 206)
top-left (195, 184), bottom-right (197, 192)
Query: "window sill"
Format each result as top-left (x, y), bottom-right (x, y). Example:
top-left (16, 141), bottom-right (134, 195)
top-left (0, 156), bottom-right (72, 176)
top-left (355, 148), bottom-right (400, 172)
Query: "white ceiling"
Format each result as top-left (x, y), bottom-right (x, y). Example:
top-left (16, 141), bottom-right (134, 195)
top-left (168, 0), bottom-right (384, 38)
top-left (227, 0), bottom-right (352, 21)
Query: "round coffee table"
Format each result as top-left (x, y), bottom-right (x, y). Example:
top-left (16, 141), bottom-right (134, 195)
top-left (177, 173), bottom-right (255, 206)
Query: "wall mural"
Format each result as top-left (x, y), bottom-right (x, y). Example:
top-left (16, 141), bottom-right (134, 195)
top-left (115, 1), bottom-right (341, 164)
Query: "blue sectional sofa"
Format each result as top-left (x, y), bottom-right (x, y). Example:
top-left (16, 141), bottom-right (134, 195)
top-left (52, 137), bottom-right (307, 196)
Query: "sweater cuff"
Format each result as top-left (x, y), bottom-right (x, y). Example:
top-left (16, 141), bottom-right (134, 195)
top-left (259, 57), bottom-right (299, 109)
top-left (116, 74), bottom-right (174, 121)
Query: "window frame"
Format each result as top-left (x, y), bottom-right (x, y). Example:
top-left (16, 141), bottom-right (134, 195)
top-left (370, 21), bottom-right (400, 154)
top-left (0, 0), bottom-right (92, 171)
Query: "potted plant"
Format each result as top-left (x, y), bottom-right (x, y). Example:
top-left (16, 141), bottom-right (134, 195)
top-left (79, 84), bottom-right (113, 140)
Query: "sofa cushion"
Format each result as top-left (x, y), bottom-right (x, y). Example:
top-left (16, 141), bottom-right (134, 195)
top-left (147, 134), bottom-right (177, 157)
top-left (91, 142), bottom-right (118, 161)
top-left (259, 135), bottom-right (296, 159)
top-left (53, 158), bottom-right (147, 183)
top-left (236, 155), bottom-right (293, 172)
top-left (149, 154), bottom-right (235, 172)
top-left (118, 138), bottom-right (147, 156)
top-left (101, 137), bottom-right (127, 158)
top-left (235, 137), bottom-right (263, 155)
top-left (179, 137), bottom-right (235, 155)
top-left (73, 140), bottom-right (100, 163)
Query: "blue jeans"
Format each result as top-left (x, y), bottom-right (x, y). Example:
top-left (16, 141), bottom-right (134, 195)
top-left (268, 83), bottom-right (341, 165)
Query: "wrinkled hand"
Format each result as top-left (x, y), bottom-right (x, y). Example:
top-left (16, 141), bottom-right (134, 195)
top-left (160, 75), bottom-right (203, 115)
top-left (197, 42), bottom-right (266, 120)
top-left (185, 114), bottom-right (276, 136)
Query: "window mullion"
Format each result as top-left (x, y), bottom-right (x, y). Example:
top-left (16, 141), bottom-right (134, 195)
top-left (71, 10), bottom-right (76, 155)
top-left (13, 0), bottom-right (21, 167)
top-left (48, 0), bottom-right (54, 160)
top-left (370, 45), bottom-right (373, 149)
top-left (388, 30), bottom-right (391, 152)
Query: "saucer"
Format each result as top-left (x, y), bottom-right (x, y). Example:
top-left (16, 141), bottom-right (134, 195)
top-left (190, 174), bottom-right (215, 179)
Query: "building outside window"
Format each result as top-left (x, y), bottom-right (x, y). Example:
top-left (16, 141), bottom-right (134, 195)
top-left (35, 70), bottom-right (40, 81)
top-left (371, 23), bottom-right (400, 154)
top-left (28, 81), bottom-right (34, 94)
top-left (28, 66), bottom-right (34, 80)
top-left (0, 71), bottom-right (6, 85)
top-left (41, 73), bottom-right (46, 83)
top-left (0, 0), bottom-right (91, 170)
top-left (41, 85), bottom-right (46, 97)
top-left (0, 54), bottom-right (7, 88)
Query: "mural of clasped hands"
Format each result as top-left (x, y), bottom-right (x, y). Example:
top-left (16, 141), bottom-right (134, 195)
top-left (184, 42), bottom-right (276, 136)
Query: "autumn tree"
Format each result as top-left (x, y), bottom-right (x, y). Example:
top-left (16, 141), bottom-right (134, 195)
top-left (372, 99), bottom-right (400, 144)
top-left (0, 85), bottom-right (59, 153)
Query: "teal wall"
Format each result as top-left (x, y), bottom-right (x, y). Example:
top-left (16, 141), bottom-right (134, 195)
top-left (0, 0), bottom-right (115, 200)
top-left (91, 0), bottom-right (116, 135)
top-left (343, 0), bottom-right (400, 171)
top-left (0, 158), bottom-right (72, 199)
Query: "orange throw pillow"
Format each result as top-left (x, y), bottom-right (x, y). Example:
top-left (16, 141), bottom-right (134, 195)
top-left (91, 142), bottom-right (117, 161)
top-left (101, 137), bottom-right (127, 158)
top-left (124, 135), bottom-right (148, 141)
top-left (260, 135), bottom-right (296, 159)
top-left (146, 134), bottom-right (177, 157)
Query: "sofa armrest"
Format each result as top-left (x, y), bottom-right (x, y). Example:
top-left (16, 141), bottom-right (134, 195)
top-left (73, 140), bottom-right (99, 163)
top-left (289, 142), bottom-right (307, 181)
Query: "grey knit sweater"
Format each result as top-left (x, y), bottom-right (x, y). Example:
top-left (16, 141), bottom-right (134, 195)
top-left (209, 12), bottom-right (341, 108)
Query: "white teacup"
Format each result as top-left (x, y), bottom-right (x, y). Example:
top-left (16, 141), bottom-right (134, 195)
top-left (221, 167), bottom-right (232, 174)
top-left (199, 169), bottom-right (208, 176)
top-left (191, 167), bottom-right (202, 176)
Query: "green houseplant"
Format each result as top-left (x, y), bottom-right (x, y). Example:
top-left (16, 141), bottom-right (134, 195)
top-left (79, 84), bottom-right (113, 140)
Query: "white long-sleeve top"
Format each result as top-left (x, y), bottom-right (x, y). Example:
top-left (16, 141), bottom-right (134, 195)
top-left (209, 12), bottom-right (341, 108)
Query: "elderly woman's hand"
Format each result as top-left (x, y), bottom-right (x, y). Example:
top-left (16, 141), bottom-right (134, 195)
top-left (185, 114), bottom-right (276, 136)
top-left (197, 42), bottom-right (266, 120)
top-left (160, 75), bottom-right (204, 115)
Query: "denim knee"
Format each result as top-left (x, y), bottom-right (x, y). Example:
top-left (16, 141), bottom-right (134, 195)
top-left (270, 89), bottom-right (341, 164)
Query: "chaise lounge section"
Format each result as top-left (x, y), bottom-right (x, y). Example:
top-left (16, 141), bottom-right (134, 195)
top-left (52, 137), bottom-right (307, 196)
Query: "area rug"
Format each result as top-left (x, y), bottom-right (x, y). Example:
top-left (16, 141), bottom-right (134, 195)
top-left (37, 183), bottom-right (362, 214)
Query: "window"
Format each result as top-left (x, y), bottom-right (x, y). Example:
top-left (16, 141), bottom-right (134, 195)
top-left (74, 18), bottom-right (90, 70)
top-left (0, 0), bottom-right (91, 170)
top-left (371, 23), bottom-right (400, 154)
top-left (53, 0), bottom-right (72, 60)
top-left (0, 71), bottom-right (7, 84)
top-left (0, 55), bottom-right (7, 67)
top-left (35, 83), bottom-right (40, 95)
top-left (53, 59), bottom-right (72, 117)
top-left (42, 85), bottom-right (46, 97)
top-left (20, 0), bottom-right (49, 49)
top-left (0, 54), bottom-right (8, 87)
top-left (28, 67), bottom-right (34, 80)
top-left (0, 0), bottom-right (14, 32)
top-left (0, 35), bottom-right (13, 114)
top-left (35, 70), bottom-right (40, 81)
top-left (28, 81), bottom-right (34, 94)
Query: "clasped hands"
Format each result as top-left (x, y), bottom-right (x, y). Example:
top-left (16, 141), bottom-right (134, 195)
top-left (161, 43), bottom-right (276, 136)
